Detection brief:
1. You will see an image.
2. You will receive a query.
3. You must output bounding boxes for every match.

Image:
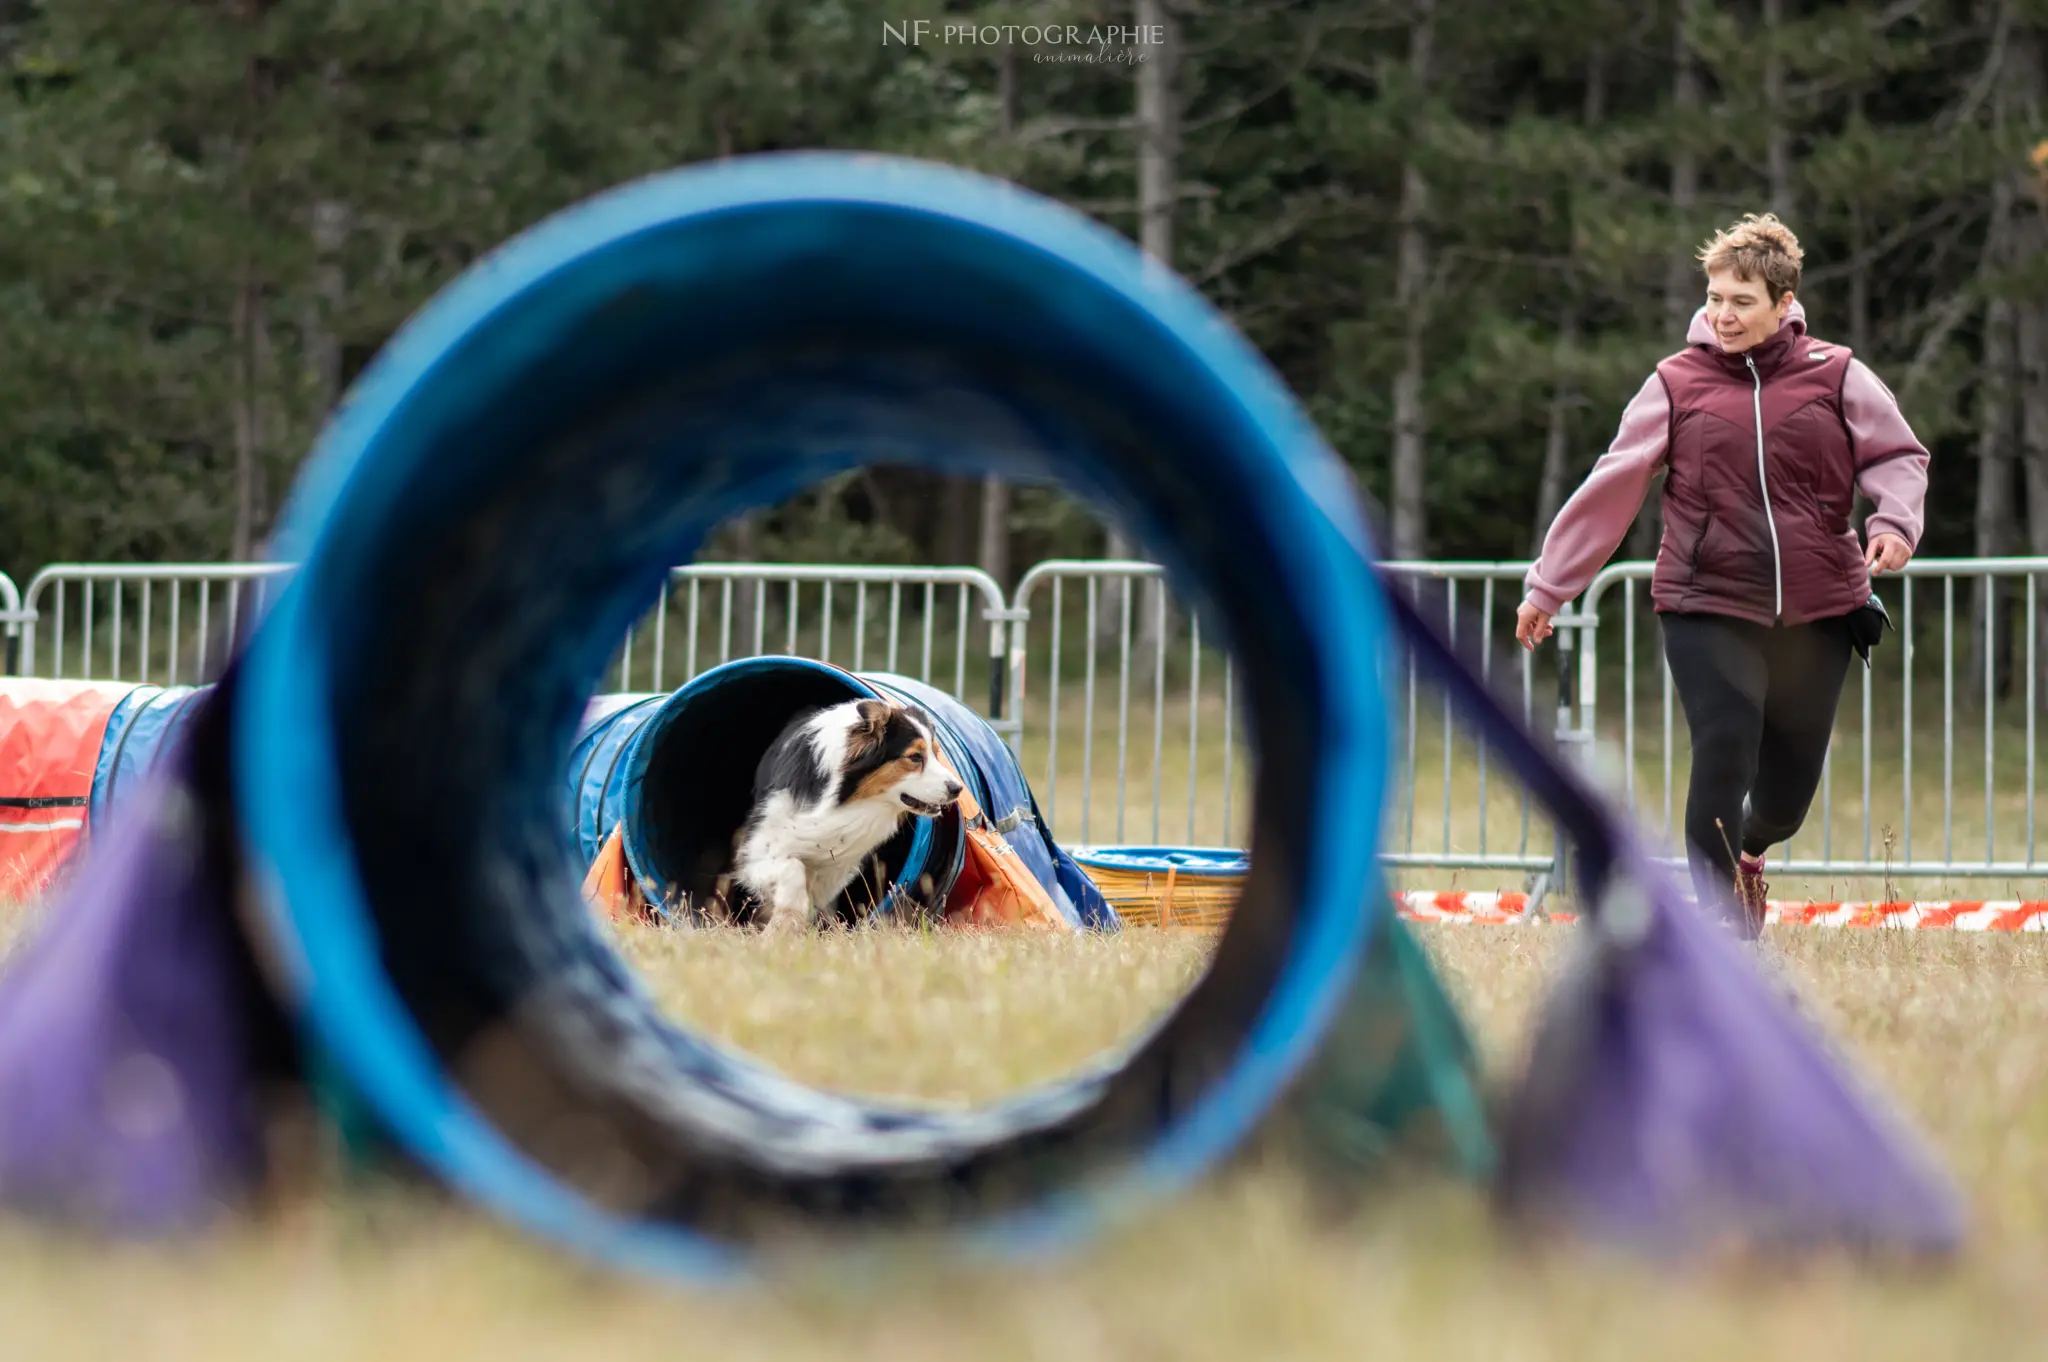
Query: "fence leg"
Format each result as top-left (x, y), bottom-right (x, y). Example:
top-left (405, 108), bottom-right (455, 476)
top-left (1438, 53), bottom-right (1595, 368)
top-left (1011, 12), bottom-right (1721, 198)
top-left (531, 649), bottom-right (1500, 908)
top-left (987, 605), bottom-right (1029, 754)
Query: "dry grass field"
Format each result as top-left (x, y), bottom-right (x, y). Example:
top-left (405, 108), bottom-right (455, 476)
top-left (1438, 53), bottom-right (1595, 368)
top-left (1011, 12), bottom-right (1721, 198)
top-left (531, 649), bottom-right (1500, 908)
top-left (3, 896), bottom-right (2048, 1362)
top-left (2, 615), bottom-right (2043, 1357)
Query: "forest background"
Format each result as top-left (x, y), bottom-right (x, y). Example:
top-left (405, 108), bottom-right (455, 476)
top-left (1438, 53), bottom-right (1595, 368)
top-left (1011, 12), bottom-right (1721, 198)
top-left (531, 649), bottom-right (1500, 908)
top-left (3, 0), bottom-right (2044, 609)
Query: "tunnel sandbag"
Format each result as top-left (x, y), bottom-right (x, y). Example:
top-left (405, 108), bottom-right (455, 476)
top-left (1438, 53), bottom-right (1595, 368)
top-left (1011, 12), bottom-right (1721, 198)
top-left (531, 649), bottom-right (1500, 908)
top-left (0, 673), bottom-right (298, 1231)
top-left (862, 672), bottom-right (1118, 932)
top-left (567, 659), bottom-right (955, 925)
top-left (221, 150), bottom-right (1398, 1273)
top-left (0, 679), bottom-right (138, 903)
top-left (0, 678), bottom-right (203, 903)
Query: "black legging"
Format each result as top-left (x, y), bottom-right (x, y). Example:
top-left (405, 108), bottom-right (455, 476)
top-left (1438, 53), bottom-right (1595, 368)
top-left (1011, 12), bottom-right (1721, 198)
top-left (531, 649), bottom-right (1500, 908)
top-left (1661, 611), bottom-right (1855, 916)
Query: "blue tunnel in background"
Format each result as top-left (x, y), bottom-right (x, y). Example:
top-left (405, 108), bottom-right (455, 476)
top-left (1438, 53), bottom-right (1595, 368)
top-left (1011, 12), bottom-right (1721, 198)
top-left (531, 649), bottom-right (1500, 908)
top-left (565, 660), bottom-right (947, 924)
top-left (567, 656), bottom-right (1117, 930)
top-left (88, 685), bottom-right (206, 826)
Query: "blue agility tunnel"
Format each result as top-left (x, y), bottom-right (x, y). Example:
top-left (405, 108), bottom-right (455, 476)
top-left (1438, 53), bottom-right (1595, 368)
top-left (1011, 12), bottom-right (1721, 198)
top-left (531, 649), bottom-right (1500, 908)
top-left (87, 685), bottom-right (206, 826)
top-left (565, 656), bottom-right (1115, 930)
top-left (565, 660), bottom-right (953, 924)
top-left (568, 657), bottom-right (1118, 931)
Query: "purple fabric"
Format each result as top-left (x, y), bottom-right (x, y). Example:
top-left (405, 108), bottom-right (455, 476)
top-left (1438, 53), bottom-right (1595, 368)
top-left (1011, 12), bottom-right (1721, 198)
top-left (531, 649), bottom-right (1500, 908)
top-left (1494, 840), bottom-right (1966, 1258)
top-left (1380, 577), bottom-right (1965, 1259)
top-left (0, 721), bottom-right (268, 1233)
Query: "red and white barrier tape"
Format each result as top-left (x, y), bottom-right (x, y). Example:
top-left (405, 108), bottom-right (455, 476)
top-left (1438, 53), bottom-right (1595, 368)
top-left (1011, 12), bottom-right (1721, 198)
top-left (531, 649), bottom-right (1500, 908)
top-left (1392, 889), bottom-right (2048, 931)
top-left (1395, 891), bottom-right (1550, 925)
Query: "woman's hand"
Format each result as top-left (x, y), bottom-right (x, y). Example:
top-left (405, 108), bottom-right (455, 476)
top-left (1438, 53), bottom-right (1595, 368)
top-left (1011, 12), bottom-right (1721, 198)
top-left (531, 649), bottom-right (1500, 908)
top-left (1516, 601), bottom-right (1555, 651)
top-left (1865, 533), bottom-right (1911, 574)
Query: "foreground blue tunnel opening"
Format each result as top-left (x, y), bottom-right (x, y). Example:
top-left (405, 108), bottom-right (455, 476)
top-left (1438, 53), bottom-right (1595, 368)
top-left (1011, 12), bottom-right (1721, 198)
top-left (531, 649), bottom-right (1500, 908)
top-left (219, 151), bottom-right (1397, 1277)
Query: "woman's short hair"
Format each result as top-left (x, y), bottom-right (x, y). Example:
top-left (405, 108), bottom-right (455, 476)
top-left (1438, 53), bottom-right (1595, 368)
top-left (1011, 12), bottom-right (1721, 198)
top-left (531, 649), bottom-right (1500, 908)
top-left (1698, 212), bottom-right (1803, 301)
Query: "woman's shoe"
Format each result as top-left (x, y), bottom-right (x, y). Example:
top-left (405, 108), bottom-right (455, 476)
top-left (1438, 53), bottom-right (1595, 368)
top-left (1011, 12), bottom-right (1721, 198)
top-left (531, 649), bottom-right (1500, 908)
top-left (1735, 853), bottom-right (1770, 938)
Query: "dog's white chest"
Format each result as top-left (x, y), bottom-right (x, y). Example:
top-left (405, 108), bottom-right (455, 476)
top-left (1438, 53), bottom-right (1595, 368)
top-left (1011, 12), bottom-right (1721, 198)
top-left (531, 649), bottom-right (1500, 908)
top-left (798, 800), bottom-right (904, 889)
top-left (735, 792), bottom-right (908, 911)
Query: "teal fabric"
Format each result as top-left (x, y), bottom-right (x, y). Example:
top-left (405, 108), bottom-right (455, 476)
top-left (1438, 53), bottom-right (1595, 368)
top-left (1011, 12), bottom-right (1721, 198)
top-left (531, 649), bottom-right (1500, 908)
top-left (1288, 898), bottom-right (1494, 1181)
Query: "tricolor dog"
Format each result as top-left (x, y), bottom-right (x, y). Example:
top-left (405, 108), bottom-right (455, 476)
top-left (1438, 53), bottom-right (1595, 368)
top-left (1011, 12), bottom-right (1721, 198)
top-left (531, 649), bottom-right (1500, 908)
top-left (727, 698), bottom-right (962, 931)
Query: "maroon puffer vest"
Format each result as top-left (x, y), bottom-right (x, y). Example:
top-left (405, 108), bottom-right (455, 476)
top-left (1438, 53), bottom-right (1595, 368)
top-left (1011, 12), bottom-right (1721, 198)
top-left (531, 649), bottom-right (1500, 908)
top-left (1651, 318), bottom-right (1870, 628)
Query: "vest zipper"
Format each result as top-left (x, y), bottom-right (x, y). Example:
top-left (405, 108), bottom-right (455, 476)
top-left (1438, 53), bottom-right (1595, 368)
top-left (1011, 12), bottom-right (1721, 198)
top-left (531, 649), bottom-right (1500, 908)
top-left (1746, 353), bottom-right (1784, 622)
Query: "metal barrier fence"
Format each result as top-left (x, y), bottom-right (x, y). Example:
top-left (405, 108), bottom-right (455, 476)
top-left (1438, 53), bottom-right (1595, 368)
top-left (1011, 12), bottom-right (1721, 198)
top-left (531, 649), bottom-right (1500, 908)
top-left (1374, 563), bottom-right (1563, 878)
top-left (1004, 559), bottom-right (1568, 867)
top-left (8, 554), bottom-right (2047, 888)
top-left (1009, 560), bottom-right (1239, 850)
top-left (15, 563), bottom-right (294, 683)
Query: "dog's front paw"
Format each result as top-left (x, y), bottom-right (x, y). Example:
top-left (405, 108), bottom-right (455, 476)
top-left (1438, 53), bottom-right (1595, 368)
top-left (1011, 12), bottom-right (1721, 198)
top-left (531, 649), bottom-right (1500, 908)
top-left (758, 906), bottom-right (809, 937)
top-left (738, 861), bottom-right (813, 937)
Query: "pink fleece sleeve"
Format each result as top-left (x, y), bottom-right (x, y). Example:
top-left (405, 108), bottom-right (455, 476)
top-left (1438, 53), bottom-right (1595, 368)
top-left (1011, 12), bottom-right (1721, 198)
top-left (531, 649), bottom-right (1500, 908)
top-left (1524, 374), bottom-right (1670, 614)
top-left (1843, 359), bottom-right (1930, 550)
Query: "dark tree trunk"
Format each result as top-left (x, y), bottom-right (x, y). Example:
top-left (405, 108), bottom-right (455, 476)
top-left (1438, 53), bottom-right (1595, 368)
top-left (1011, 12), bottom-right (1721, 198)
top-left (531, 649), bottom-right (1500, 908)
top-left (1533, 45), bottom-right (1607, 552)
top-left (1101, 1), bottom-right (1180, 652)
top-left (1969, 142), bottom-right (2019, 701)
top-left (978, 42), bottom-right (1023, 593)
top-left (1762, 0), bottom-right (1797, 224)
top-left (1388, 0), bottom-right (1435, 561)
top-left (1637, 0), bottom-right (1702, 562)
